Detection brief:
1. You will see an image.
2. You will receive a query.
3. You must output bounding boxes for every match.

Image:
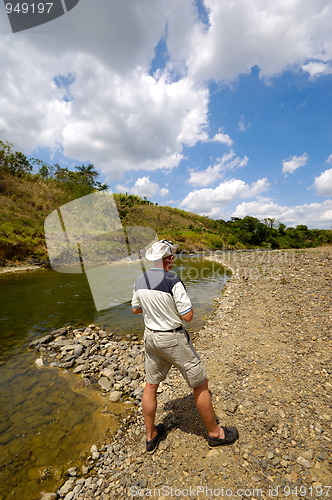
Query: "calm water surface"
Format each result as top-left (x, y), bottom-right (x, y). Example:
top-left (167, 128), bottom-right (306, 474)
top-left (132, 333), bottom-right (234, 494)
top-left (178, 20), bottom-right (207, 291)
top-left (0, 256), bottom-right (230, 499)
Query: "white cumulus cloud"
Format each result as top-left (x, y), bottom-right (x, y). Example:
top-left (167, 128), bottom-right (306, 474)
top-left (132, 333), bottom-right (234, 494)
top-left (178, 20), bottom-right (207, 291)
top-left (282, 153), bottom-right (309, 175)
top-left (233, 199), bottom-right (332, 229)
top-left (210, 132), bottom-right (233, 147)
top-left (1, 0), bottom-right (331, 185)
top-left (0, 1), bottom-right (209, 180)
top-left (62, 66), bottom-right (209, 178)
top-left (187, 164), bottom-right (223, 187)
top-left (181, 177), bottom-right (270, 217)
top-left (301, 62), bottom-right (332, 79)
top-left (188, 151), bottom-right (249, 187)
top-left (167, 0), bottom-right (332, 82)
top-left (313, 168), bottom-right (332, 196)
top-left (116, 176), bottom-right (168, 199)
top-left (159, 188), bottom-right (170, 197)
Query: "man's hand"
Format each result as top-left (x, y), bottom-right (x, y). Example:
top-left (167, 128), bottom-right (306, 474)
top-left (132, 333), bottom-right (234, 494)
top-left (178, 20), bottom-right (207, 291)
top-left (181, 308), bottom-right (193, 322)
top-left (132, 307), bottom-right (143, 315)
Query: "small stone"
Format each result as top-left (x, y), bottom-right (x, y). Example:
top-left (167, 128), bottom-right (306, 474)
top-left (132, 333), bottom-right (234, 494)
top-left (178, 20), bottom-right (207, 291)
top-left (297, 456), bottom-right (311, 468)
top-left (29, 334), bottom-right (53, 348)
top-left (67, 467), bottom-right (77, 476)
top-left (35, 357), bottom-right (43, 368)
top-left (266, 451), bottom-right (274, 459)
top-left (242, 399), bottom-right (253, 407)
top-left (98, 377), bottom-right (112, 391)
top-left (100, 367), bottom-right (114, 380)
top-left (58, 479), bottom-right (75, 497)
top-left (64, 493), bottom-right (74, 500)
top-left (73, 363), bottom-right (89, 373)
top-left (109, 391), bottom-right (122, 402)
top-left (90, 444), bottom-right (98, 453)
top-left (128, 368), bottom-right (139, 380)
top-left (73, 485), bottom-right (82, 494)
top-left (133, 387), bottom-right (144, 401)
top-left (226, 402), bottom-right (238, 413)
top-left (206, 449), bottom-right (219, 458)
top-left (73, 345), bottom-right (83, 356)
top-left (302, 449), bottom-right (314, 460)
top-left (74, 378), bottom-right (90, 390)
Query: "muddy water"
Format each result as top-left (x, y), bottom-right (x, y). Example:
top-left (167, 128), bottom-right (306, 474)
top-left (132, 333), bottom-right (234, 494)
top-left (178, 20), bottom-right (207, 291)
top-left (0, 350), bottom-right (124, 499)
top-left (0, 256), bottom-right (229, 499)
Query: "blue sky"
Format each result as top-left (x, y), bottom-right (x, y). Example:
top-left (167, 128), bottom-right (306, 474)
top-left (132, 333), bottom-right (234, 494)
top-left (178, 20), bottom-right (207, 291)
top-left (1, 0), bottom-right (331, 228)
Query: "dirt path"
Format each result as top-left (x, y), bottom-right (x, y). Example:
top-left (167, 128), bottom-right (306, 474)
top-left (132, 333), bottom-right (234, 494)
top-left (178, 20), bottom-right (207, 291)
top-left (48, 248), bottom-right (332, 500)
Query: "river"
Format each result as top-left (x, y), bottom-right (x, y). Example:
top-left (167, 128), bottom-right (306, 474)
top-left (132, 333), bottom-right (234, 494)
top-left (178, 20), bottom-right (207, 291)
top-left (0, 255), bottom-right (230, 499)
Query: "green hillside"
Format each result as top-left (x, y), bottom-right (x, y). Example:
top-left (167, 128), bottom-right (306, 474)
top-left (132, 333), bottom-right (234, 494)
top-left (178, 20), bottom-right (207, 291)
top-left (0, 140), bottom-right (331, 264)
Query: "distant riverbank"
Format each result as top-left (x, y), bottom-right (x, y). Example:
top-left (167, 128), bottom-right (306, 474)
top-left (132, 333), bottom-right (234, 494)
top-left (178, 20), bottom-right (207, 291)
top-left (0, 264), bottom-right (47, 274)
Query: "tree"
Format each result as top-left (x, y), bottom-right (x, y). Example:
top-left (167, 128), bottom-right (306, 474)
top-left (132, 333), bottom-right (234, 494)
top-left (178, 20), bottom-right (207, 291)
top-left (75, 164), bottom-right (98, 186)
top-left (95, 182), bottom-right (110, 191)
top-left (30, 157), bottom-right (54, 180)
top-left (263, 217), bottom-right (277, 229)
top-left (278, 223), bottom-right (286, 234)
top-left (0, 140), bottom-right (32, 177)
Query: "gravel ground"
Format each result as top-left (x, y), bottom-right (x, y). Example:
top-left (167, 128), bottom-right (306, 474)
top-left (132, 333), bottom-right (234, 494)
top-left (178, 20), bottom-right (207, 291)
top-left (41, 247), bottom-right (331, 500)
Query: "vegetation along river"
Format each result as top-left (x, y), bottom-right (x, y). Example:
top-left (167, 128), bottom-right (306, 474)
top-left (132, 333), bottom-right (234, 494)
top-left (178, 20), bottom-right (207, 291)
top-left (0, 255), bottom-right (230, 499)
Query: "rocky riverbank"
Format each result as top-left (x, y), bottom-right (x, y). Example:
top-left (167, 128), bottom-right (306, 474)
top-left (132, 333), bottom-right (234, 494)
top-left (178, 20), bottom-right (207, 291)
top-left (30, 326), bottom-right (145, 404)
top-left (0, 259), bottom-right (49, 273)
top-left (37, 247), bottom-right (331, 500)
top-left (0, 264), bottom-right (45, 274)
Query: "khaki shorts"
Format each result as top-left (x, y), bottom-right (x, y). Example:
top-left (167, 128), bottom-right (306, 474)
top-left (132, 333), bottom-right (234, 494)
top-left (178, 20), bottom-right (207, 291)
top-left (144, 327), bottom-right (207, 388)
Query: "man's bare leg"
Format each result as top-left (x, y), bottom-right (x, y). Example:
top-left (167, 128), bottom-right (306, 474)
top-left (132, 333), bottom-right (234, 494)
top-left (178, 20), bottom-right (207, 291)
top-left (142, 382), bottom-right (159, 441)
top-left (194, 379), bottom-right (225, 439)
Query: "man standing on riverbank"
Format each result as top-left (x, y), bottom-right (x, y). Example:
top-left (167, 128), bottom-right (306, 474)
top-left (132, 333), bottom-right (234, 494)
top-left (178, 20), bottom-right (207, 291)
top-left (131, 239), bottom-right (239, 453)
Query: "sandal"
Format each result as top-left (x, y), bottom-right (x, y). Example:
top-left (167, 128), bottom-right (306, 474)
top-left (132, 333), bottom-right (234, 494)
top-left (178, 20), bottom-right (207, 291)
top-left (146, 423), bottom-right (166, 454)
top-left (208, 426), bottom-right (239, 448)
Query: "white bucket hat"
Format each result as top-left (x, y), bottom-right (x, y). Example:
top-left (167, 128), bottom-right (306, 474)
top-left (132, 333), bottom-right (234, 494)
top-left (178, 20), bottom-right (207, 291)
top-left (145, 240), bottom-right (178, 261)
